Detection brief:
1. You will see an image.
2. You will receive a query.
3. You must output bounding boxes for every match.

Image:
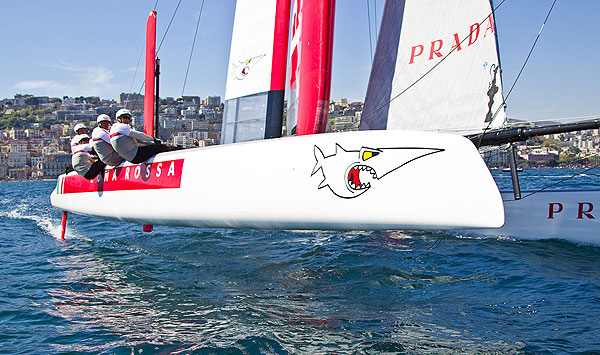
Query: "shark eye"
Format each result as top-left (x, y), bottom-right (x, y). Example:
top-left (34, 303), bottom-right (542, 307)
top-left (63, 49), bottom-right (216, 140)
top-left (362, 150), bottom-right (380, 161)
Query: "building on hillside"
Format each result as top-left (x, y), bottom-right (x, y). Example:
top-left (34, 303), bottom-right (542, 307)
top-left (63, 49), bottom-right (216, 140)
top-left (25, 129), bottom-right (42, 139)
top-left (9, 141), bottom-right (28, 153)
top-left (8, 167), bottom-right (28, 180)
top-left (30, 156), bottom-right (43, 168)
top-left (191, 121), bottom-right (210, 131)
top-left (38, 153), bottom-right (71, 179)
top-left (526, 147), bottom-right (559, 163)
top-left (8, 152), bottom-right (28, 167)
top-left (204, 96), bottom-right (221, 107)
top-left (181, 96), bottom-right (201, 107)
top-left (181, 107), bottom-right (200, 120)
top-left (9, 128), bottom-right (26, 140)
top-left (172, 135), bottom-right (196, 148)
top-left (120, 92), bottom-right (144, 111)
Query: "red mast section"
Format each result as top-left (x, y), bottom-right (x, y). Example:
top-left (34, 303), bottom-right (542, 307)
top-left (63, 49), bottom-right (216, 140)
top-left (289, 0), bottom-right (335, 135)
top-left (144, 11), bottom-right (157, 137)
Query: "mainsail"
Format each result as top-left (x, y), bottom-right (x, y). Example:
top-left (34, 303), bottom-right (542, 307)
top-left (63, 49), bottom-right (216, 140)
top-left (360, 0), bottom-right (506, 135)
top-left (221, 0), bottom-right (291, 144)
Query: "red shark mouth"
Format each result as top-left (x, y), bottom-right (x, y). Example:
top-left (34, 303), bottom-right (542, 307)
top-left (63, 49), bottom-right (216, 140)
top-left (347, 165), bottom-right (376, 190)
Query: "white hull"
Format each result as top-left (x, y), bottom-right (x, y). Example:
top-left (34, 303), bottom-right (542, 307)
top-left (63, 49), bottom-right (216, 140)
top-left (51, 130), bottom-right (504, 230)
top-left (469, 190), bottom-right (600, 244)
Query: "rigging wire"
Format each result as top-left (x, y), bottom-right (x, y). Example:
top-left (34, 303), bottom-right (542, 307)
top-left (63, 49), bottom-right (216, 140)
top-left (125, 0), bottom-right (161, 107)
top-left (125, 45), bottom-right (146, 108)
top-left (504, 0), bottom-right (558, 103)
top-left (127, 0), bottom-right (183, 104)
top-left (517, 164), bottom-right (599, 201)
top-left (374, 0), bottom-right (378, 44)
top-left (366, 0), bottom-right (373, 63)
top-left (156, 0), bottom-right (183, 56)
top-left (475, 0), bottom-right (559, 148)
top-left (426, 231), bottom-right (446, 250)
top-left (505, 152), bottom-right (600, 201)
top-left (181, 0), bottom-right (205, 97)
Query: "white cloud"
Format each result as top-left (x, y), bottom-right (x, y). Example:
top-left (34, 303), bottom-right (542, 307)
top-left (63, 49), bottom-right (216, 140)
top-left (14, 80), bottom-right (69, 91)
top-left (13, 62), bottom-right (119, 98)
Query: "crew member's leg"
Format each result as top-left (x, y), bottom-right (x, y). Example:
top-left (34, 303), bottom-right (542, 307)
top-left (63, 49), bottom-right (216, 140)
top-left (130, 145), bottom-right (174, 164)
top-left (83, 160), bottom-right (106, 180)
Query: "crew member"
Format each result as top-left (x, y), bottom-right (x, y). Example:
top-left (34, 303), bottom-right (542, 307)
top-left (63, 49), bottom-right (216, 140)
top-left (110, 108), bottom-right (174, 164)
top-left (92, 114), bottom-right (124, 166)
top-left (69, 123), bottom-right (88, 165)
top-left (73, 123), bottom-right (87, 135)
top-left (71, 134), bottom-right (106, 179)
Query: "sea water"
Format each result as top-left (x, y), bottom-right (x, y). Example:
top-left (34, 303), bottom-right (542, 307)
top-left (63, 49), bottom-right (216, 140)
top-left (0, 170), bottom-right (599, 354)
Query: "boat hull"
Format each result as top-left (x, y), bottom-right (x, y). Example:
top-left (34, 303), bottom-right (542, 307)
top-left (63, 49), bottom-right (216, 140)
top-left (469, 190), bottom-right (600, 244)
top-left (51, 130), bottom-right (504, 230)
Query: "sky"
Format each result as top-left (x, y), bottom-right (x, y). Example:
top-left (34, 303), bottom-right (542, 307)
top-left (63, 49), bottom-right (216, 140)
top-left (0, 0), bottom-right (598, 122)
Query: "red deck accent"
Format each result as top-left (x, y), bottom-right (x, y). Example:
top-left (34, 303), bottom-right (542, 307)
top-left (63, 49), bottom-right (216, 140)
top-left (60, 159), bottom-right (184, 194)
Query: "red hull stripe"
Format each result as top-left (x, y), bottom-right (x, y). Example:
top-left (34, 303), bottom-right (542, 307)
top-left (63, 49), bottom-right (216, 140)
top-left (60, 159), bottom-right (184, 194)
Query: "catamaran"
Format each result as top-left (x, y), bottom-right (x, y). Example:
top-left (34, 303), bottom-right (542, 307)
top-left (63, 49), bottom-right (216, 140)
top-left (51, 0), bottom-right (599, 244)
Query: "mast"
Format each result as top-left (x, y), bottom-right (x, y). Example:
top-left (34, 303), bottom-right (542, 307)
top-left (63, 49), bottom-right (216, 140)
top-left (287, 0), bottom-right (336, 136)
top-left (144, 11), bottom-right (157, 137)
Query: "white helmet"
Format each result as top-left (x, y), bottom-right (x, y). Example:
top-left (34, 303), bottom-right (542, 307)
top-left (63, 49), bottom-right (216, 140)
top-left (71, 134), bottom-right (90, 146)
top-left (73, 123), bottom-right (86, 133)
top-left (96, 114), bottom-right (110, 124)
top-left (78, 133), bottom-right (90, 142)
top-left (115, 108), bottom-right (132, 120)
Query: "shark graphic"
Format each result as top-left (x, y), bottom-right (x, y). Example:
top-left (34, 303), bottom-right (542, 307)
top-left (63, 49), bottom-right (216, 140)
top-left (311, 144), bottom-right (444, 199)
top-left (231, 54), bottom-right (266, 80)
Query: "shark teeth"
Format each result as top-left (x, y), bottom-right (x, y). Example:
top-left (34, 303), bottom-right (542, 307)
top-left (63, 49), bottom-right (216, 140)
top-left (347, 165), bottom-right (377, 190)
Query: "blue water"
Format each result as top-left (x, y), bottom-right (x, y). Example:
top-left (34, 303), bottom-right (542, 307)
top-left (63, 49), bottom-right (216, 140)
top-left (1, 169), bottom-right (599, 354)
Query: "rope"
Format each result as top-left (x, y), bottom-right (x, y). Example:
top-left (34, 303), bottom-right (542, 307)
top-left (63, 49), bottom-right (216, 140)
top-left (508, 153), bottom-right (600, 201)
top-left (125, 45), bottom-right (146, 108)
top-left (475, 0), bottom-right (559, 148)
top-left (125, 0), bottom-right (182, 107)
top-left (156, 0), bottom-right (183, 55)
top-left (367, 0), bottom-right (374, 63)
top-left (504, 0), bottom-right (558, 103)
top-left (426, 231), bottom-right (445, 250)
top-left (125, 0), bottom-right (158, 107)
top-left (181, 0), bottom-right (205, 97)
top-left (374, 0), bottom-right (378, 44)
top-left (125, 0), bottom-right (161, 107)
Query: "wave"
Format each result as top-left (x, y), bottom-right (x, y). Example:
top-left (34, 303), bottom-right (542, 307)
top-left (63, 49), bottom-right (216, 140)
top-left (0, 205), bottom-right (85, 241)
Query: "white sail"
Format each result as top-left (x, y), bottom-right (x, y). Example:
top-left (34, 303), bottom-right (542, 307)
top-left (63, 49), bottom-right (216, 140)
top-left (360, 0), bottom-right (506, 135)
top-left (222, 0), bottom-right (290, 144)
